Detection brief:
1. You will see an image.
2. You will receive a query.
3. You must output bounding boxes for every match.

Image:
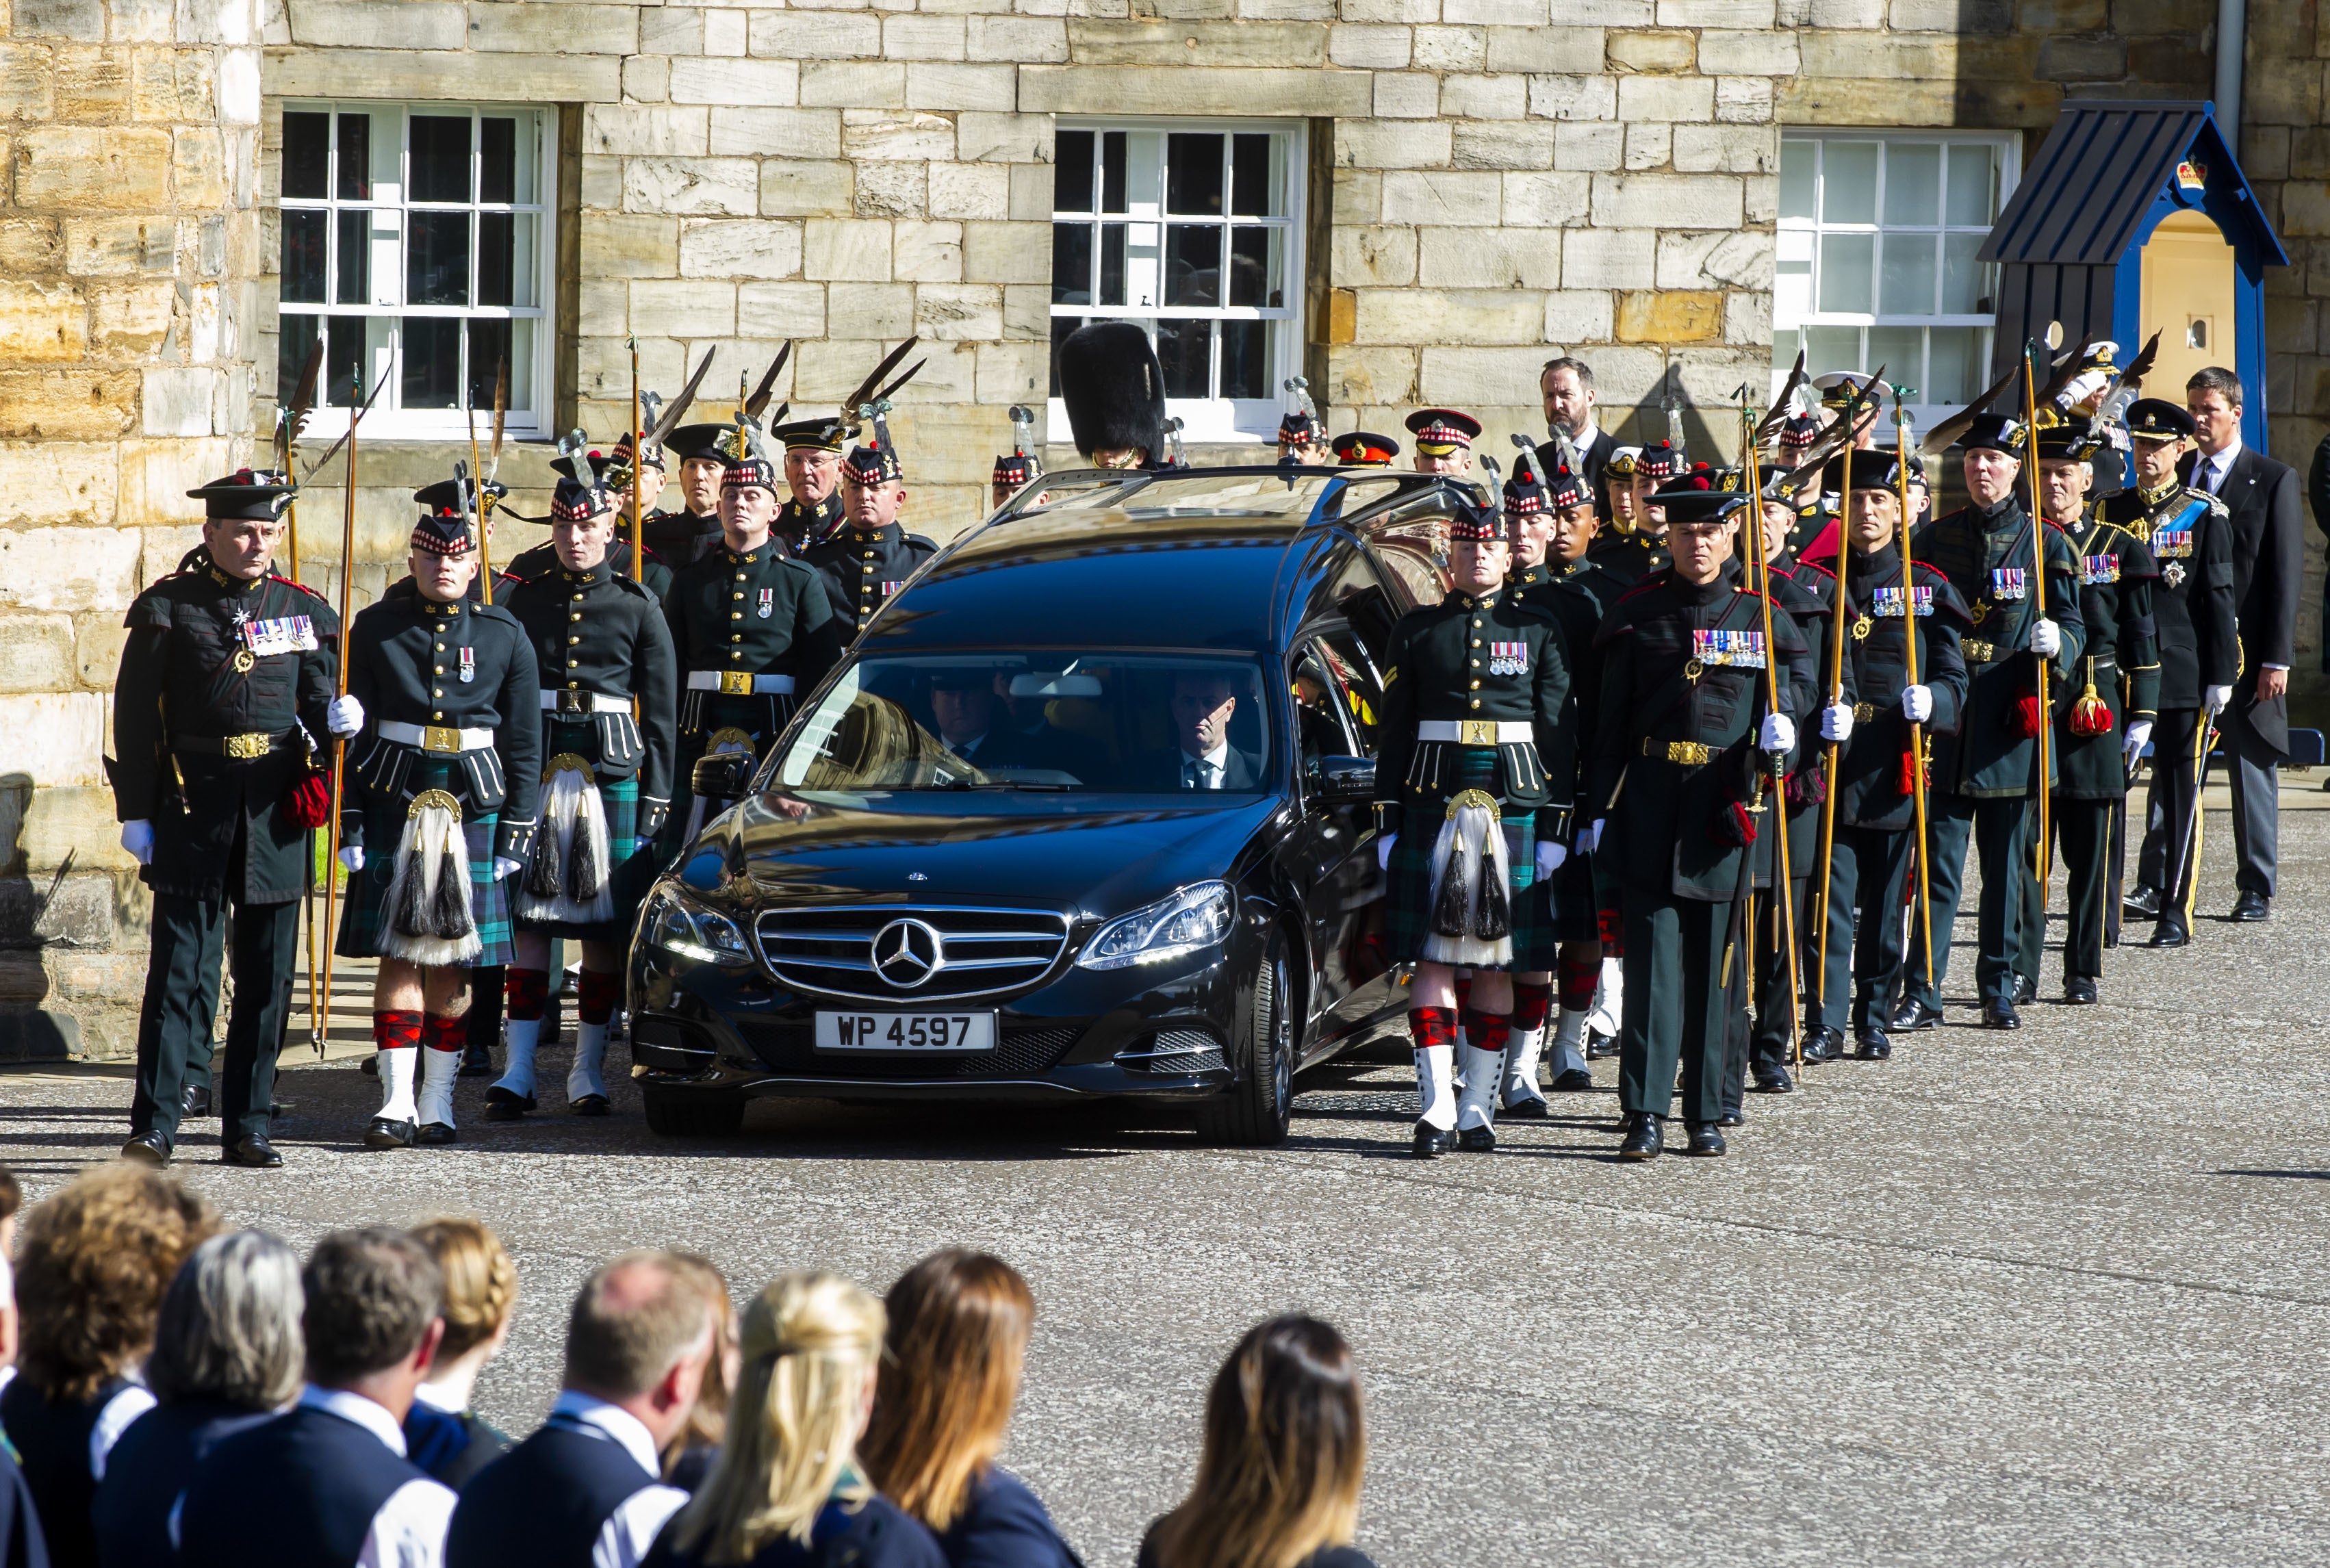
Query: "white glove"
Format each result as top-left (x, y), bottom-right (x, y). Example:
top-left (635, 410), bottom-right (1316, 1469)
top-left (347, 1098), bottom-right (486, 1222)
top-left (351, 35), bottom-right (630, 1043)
top-left (1576, 819), bottom-right (1603, 855)
top-left (492, 856), bottom-right (524, 881)
top-left (1760, 713), bottom-right (1796, 755)
top-left (2203, 684), bottom-right (2233, 716)
top-left (1902, 684), bottom-right (1934, 724)
top-left (1376, 834), bottom-right (1396, 871)
top-left (326, 695), bottom-right (366, 737)
top-left (118, 820), bottom-right (153, 866)
top-left (2028, 618), bottom-right (2061, 658)
top-left (338, 844), bottom-right (365, 875)
top-left (1535, 840), bottom-right (1567, 877)
top-left (2122, 717), bottom-right (2153, 765)
top-left (1820, 702), bottom-right (1855, 743)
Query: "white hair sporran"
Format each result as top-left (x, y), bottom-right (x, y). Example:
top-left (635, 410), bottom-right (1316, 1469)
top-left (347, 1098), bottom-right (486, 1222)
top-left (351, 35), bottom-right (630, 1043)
top-left (381, 788), bottom-right (482, 967)
top-left (519, 755), bottom-right (614, 926)
top-left (1422, 787), bottom-right (1512, 968)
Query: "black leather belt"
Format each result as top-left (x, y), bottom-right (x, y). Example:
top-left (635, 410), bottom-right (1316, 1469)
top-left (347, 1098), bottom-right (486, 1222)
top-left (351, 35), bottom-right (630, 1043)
top-left (174, 730), bottom-right (295, 759)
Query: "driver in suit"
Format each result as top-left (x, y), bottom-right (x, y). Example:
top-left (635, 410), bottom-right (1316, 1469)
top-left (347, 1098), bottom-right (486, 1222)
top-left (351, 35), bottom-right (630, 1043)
top-left (1143, 672), bottom-right (1262, 791)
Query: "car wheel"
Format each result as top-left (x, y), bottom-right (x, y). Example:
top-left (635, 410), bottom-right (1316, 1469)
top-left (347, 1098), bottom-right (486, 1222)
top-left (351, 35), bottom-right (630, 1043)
top-left (642, 1087), bottom-right (746, 1138)
top-left (1196, 944), bottom-right (1294, 1148)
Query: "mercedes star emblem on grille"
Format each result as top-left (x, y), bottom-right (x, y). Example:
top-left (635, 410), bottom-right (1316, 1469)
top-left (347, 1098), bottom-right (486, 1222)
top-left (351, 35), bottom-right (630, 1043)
top-left (870, 918), bottom-right (945, 988)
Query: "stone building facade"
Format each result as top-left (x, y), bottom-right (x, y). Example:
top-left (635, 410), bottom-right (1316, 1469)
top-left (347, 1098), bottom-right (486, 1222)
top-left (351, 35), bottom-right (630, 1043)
top-left (1, 0), bottom-right (2320, 1054)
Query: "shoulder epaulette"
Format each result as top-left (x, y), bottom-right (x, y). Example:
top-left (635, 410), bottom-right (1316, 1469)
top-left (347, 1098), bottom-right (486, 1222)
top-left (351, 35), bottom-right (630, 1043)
top-left (613, 574), bottom-right (657, 600)
top-left (266, 573), bottom-right (328, 600)
top-left (1795, 557), bottom-right (1836, 582)
top-left (1613, 576), bottom-right (1665, 608)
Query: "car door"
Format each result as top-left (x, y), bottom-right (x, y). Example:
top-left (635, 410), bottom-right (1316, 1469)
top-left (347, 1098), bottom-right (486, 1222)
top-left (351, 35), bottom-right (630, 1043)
top-left (1278, 630), bottom-right (1391, 1060)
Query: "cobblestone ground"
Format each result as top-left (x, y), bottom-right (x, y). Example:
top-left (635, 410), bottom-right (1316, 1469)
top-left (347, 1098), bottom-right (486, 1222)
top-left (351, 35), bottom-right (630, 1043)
top-left (3, 807), bottom-right (2326, 1567)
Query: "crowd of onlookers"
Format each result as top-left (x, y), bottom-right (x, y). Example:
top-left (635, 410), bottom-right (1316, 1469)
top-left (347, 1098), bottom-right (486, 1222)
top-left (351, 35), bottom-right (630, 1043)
top-left (0, 1161), bottom-right (1376, 1568)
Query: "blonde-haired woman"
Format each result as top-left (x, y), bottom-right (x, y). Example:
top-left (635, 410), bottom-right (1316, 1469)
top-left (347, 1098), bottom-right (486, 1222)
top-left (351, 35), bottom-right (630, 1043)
top-left (406, 1216), bottom-right (519, 1488)
top-left (646, 1272), bottom-right (943, 1568)
top-left (1138, 1316), bottom-right (1374, 1568)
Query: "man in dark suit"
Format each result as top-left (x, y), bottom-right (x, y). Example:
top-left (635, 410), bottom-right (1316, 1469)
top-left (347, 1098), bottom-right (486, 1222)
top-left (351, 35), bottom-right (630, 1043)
top-left (2182, 367), bottom-right (2303, 921)
top-left (1536, 356), bottom-right (1617, 520)
top-left (1142, 671), bottom-right (1262, 791)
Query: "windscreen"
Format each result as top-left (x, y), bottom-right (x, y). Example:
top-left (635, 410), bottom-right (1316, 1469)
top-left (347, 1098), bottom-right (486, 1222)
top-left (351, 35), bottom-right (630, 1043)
top-left (771, 653), bottom-right (1275, 795)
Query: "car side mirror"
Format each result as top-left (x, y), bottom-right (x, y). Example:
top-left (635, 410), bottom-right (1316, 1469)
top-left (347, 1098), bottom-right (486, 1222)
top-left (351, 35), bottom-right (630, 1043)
top-left (691, 752), bottom-right (757, 801)
top-left (1314, 754), bottom-right (1374, 802)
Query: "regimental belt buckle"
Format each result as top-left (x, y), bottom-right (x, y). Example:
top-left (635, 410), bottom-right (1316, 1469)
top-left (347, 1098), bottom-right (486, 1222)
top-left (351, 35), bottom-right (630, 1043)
top-left (1854, 703), bottom-right (1875, 723)
top-left (719, 671), bottom-right (755, 696)
top-left (223, 732), bottom-right (269, 760)
top-left (422, 725), bottom-right (462, 754)
top-left (1459, 719), bottom-right (1497, 746)
top-left (1964, 639), bottom-right (1994, 663)
top-left (557, 690), bottom-right (591, 716)
top-left (1648, 738), bottom-right (1711, 764)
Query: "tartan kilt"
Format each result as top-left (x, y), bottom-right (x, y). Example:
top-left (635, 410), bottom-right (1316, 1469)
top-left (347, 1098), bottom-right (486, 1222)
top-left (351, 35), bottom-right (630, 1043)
top-left (335, 805), bottom-right (513, 968)
top-left (518, 774), bottom-right (648, 943)
top-left (1385, 748), bottom-right (1539, 971)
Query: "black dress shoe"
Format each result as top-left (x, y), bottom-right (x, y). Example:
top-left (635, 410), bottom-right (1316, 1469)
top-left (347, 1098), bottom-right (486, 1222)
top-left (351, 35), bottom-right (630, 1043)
top-left (1550, 1068), bottom-right (1594, 1093)
top-left (484, 1088), bottom-right (535, 1121)
top-left (225, 1135), bottom-right (283, 1168)
top-left (1585, 1031), bottom-right (1619, 1060)
top-left (570, 1094), bottom-right (611, 1118)
top-left (1502, 1094), bottom-right (1550, 1118)
top-left (1980, 999), bottom-right (2021, 1030)
top-left (1455, 1124), bottom-right (1496, 1153)
top-left (2063, 977), bottom-right (2097, 1005)
top-left (179, 1083), bottom-right (212, 1119)
top-left (1856, 1031), bottom-right (1892, 1061)
top-left (1751, 1062), bottom-right (1794, 1094)
top-left (1715, 1107), bottom-right (1745, 1128)
top-left (1889, 997), bottom-right (1944, 1031)
top-left (2014, 975), bottom-right (2038, 1005)
top-left (2145, 914), bottom-right (2190, 948)
top-left (1411, 1122), bottom-right (1456, 1159)
top-left (2123, 884), bottom-right (2162, 918)
top-left (417, 1122), bottom-right (457, 1146)
top-left (1800, 1027), bottom-right (1845, 1063)
top-left (1618, 1112), bottom-right (1664, 1161)
top-left (364, 1117), bottom-right (416, 1150)
top-left (120, 1131), bottom-right (170, 1168)
top-left (1686, 1120), bottom-right (1728, 1157)
top-left (457, 1044), bottom-right (495, 1078)
top-left (2230, 891), bottom-right (2271, 922)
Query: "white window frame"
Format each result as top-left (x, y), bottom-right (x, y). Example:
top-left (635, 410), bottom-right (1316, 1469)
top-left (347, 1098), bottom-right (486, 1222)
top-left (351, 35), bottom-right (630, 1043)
top-left (276, 100), bottom-right (556, 441)
top-left (1773, 131), bottom-right (2021, 435)
top-left (1047, 116), bottom-right (1308, 447)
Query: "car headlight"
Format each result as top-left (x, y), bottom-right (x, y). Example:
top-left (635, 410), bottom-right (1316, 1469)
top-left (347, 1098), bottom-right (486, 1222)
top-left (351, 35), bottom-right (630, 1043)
top-left (645, 886), bottom-right (753, 967)
top-left (1077, 882), bottom-right (1234, 971)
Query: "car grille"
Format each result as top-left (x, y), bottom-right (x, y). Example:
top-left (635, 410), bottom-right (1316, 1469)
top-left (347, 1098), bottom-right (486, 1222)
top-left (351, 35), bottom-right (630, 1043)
top-left (755, 905), bottom-right (1074, 1002)
top-left (1115, 1027), bottom-right (1229, 1077)
top-left (737, 1023), bottom-right (1081, 1080)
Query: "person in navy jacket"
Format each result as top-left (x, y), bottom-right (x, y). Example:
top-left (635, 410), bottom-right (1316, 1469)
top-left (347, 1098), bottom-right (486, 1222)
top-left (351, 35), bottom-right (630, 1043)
top-left (448, 1251), bottom-right (720, 1567)
top-left (178, 1229), bottom-right (456, 1568)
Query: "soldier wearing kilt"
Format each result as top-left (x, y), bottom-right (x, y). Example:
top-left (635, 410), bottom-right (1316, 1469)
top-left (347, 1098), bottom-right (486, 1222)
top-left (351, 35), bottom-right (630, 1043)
top-left (802, 415), bottom-right (938, 642)
top-left (335, 505), bottom-right (541, 1149)
top-left (2016, 426), bottom-right (2160, 1002)
top-left (502, 450), bottom-right (674, 598)
top-left (110, 472), bottom-right (352, 1169)
top-left (1374, 494), bottom-right (1574, 1158)
top-left (1585, 441), bottom-right (1680, 589)
top-left (489, 467), bottom-right (678, 1122)
top-left (1585, 474), bottom-right (1813, 1160)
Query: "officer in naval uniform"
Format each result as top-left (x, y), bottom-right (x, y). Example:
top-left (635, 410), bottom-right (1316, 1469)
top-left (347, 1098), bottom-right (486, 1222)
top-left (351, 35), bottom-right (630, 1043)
top-left (1895, 412), bottom-right (2085, 1031)
top-left (770, 417), bottom-right (849, 556)
top-left (110, 471), bottom-right (351, 1168)
top-left (643, 424), bottom-right (733, 574)
top-left (803, 421), bottom-right (938, 643)
top-left (2107, 398), bottom-right (2239, 946)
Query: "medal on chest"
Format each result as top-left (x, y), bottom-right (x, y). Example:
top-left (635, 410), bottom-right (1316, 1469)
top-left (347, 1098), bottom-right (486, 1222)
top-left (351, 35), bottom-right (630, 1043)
top-left (2162, 560), bottom-right (2187, 589)
top-left (226, 604), bottom-right (256, 672)
top-left (1691, 628), bottom-right (1766, 671)
top-left (2079, 554), bottom-right (2118, 586)
top-left (1871, 584), bottom-right (1933, 620)
top-left (1988, 567), bottom-right (2027, 602)
top-left (459, 647), bottom-right (476, 684)
top-left (758, 588), bottom-right (774, 619)
top-left (1487, 641), bottom-right (1529, 677)
top-left (1852, 613), bottom-right (1874, 641)
top-left (2151, 524), bottom-right (2193, 559)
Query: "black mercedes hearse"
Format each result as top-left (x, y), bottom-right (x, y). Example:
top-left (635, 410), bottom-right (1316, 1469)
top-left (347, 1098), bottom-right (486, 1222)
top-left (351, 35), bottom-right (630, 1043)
top-left (626, 465), bottom-right (1463, 1145)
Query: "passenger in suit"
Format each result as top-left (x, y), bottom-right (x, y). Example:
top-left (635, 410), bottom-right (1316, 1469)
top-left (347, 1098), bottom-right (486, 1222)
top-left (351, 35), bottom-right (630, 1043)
top-left (2175, 367), bottom-right (2303, 920)
top-left (928, 673), bottom-right (1042, 773)
top-left (1536, 355), bottom-right (1618, 520)
top-left (1139, 673), bottom-right (1262, 792)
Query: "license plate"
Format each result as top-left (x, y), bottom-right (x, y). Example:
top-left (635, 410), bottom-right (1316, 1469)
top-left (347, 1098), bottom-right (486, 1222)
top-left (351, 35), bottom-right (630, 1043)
top-left (814, 1011), bottom-right (996, 1053)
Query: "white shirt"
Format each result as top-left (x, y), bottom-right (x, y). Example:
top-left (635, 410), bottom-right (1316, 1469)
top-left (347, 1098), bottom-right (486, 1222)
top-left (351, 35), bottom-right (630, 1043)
top-left (1180, 741), bottom-right (1231, 789)
top-left (302, 1386), bottom-right (458, 1568)
top-left (2196, 437), bottom-right (2242, 495)
top-left (1552, 416), bottom-right (1598, 449)
top-left (546, 1391), bottom-right (689, 1568)
top-left (90, 1378), bottom-right (155, 1480)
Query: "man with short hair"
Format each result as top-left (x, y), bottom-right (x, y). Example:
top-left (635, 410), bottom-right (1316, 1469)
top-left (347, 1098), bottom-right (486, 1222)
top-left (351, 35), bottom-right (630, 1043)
top-left (1146, 673), bottom-right (1260, 791)
top-left (448, 1252), bottom-right (715, 1568)
top-left (1585, 442), bottom-right (1680, 588)
top-left (768, 417), bottom-right (849, 556)
top-left (803, 430), bottom-right (937, 641)
top-left (643, 424), bottom-right (732, 575)
top-left (180, 1228), bottom-right (455, 1567)
top-left (1536, 357), bottom-right (1616, 518)
top-left (1404, 408), bottom-right (1480, 476)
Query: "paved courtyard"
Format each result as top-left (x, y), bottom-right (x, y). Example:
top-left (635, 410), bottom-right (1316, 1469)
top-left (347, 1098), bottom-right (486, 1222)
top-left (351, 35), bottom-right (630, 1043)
top-left (3, 801), bottom-right (2327, 1566)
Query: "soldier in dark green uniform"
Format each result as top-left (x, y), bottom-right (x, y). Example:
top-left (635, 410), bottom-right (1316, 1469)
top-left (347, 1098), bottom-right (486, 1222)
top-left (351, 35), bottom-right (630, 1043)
top-left (803, 417), bottom-right (938, 642)
top-left (501, 450), bottom-right (674, 597)
top-left (1373, 495), bottom-right (1573, 1157)
top-left (1585, 442), bottom-right (1679, 588)
top-left (111, 472), bottom-right (350, 1168)
top-left (661, 440), bottom-right (846, 850)
top-left (1894, 413), bottom-right (2085, 1031)
top-left (335, 504), bottom-right (541, 1149)
top-left (2014, 425), bottom-right (2160, 1002)
top-left (489, 465), bottom-right (678, 1122)
top-left (1587, 470), bottom-right (1812, 1159)
top-left (771, 417), bottom-right (849, 556)
top-left (1791, 373), bottom-right (1884, 556)
top-left (2109, 400), bottom-right (2239, 946)
top-left (645, 424), bottom-right (733, 573)
top-left (1806, 454), bottom-right (1972, 1061)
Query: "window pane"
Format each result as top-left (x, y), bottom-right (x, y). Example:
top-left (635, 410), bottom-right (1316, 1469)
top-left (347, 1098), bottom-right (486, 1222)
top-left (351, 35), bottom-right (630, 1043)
top-left (1051, 222), bottom-right (1092, 305)
top-left (402, 316), bottom-right (463, 409)
top-left (1099, 222), bottom-right (1127, 307)
top-left (1166, 133), bottom-right (1224, 216)
top-left (334, 210), bottom-right (371, 305)
top-left (1231, 133), bottom-right (1275, 218)
top-left (283, 112), bottom-right (330, 200)
top-left (335, 112), bottom-right (371, 200)
top-left (1164, 224), bottom-right (1220, 306)
top-left (1228, 226), bottom-right (1274, 307)
top-left (480, 117), bottom-right (517, 204)
top-left (1806, 324), bottom-right (1860, 375)
top-left (1155, 318), bottom-right (1211, 398)
top-left (1101, 131), bottom-right (1127, 214)
top-left (410, 114), bottom-right (472, 203)
top-left (1055, 129), bottom-right (1094, 213)
top-left (277, 313), bottom-right (320, 407)
top-left (1945, 144), bottom-right (1997, 227)
top-left (465, 318), bottom-right (509, 411)
top-left (1878, 233), bottom-right (1936, 315)
top-left (1779, 141), bottom-right (1815, 221)
top-left (1821, 141), bottom-right (1878, 224)
top-left (1928, 326), bottom-right (1981, 403)
top-left (1047, 316), bottom-right (1086, 398)
top-left (477, 212), bottom-right (533, 307)
top-left (1220, 320), bottom-right (1268, 400)
top-left (407, 211), bottom-right (471, 307)
top-left (1867, 326), bottom-right (1921, 392)
top-left (326, 313), bottom-right (370, 405)
top-left (1941, 233), bottom-right (1990, 313)
top-left (1884, 142), bottom-right (1941, 227)
top-left (1771, 326), bottom-right (1802, 377)
top-left (1817, 232), bottom-right (1874, 313)
top-left (281, 209), bottom-right (327, 303)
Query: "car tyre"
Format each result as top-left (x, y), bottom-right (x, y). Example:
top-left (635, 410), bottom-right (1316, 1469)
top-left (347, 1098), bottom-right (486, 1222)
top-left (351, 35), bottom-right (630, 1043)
top-left (642, 1088), bottom-right (746, 1138)
top-left (1197, 945), bottom-right (1294, 1148)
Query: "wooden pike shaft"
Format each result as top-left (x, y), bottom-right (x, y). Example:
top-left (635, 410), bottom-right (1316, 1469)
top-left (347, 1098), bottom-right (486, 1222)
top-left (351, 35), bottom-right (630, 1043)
top-left (1897, 404), bottom-right (1936, 988)
top-left (1810, 436), bottom-right (1851, 1010)
top-left (468, 405), bottom-right (492, 607)
top-left (1741, 413), bottom-right (1803, 1066)
top-left (2024, 351), bottom-right (2053, 890)
top-left (283, 492), bottom-right (324, 1045)
top-left (318, 396), bottom-right (361, 1055)
top-left (630, 341), bottom-right (645, 584)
